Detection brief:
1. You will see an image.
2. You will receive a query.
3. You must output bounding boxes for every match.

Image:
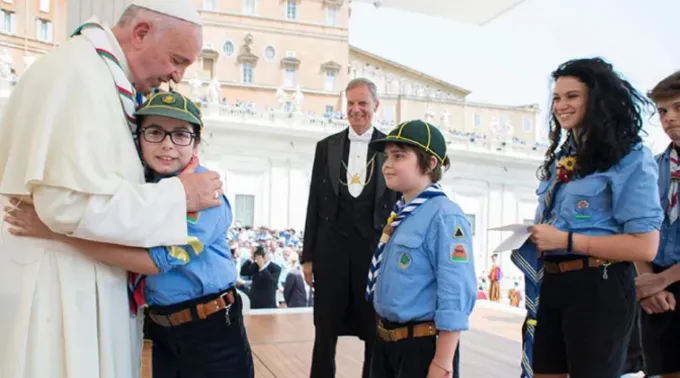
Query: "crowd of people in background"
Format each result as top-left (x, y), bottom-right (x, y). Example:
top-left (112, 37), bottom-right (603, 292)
top-left (227, 221), bottom-right (527, 310)
top-left (228, 222), bottom-right (313, 309)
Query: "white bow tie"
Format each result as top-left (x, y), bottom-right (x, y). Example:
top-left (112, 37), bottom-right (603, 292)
top-left (348, 129), bottom-right (372, 143)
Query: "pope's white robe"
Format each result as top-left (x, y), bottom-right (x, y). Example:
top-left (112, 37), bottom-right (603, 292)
top-left (0, 27), bottom-right (189, 378)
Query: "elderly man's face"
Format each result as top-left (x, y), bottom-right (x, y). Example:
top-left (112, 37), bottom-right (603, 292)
top-left (346, 84), bottom-right (379, 134)
top-left (129, 21), bottom-right (202, 94)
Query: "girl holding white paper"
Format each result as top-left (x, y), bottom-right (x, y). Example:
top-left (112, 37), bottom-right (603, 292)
top-left (512, 58), bottom-right (662, 378)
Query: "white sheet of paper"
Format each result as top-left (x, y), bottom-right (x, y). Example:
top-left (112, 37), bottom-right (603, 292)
top-left (488, 224), bottom-right (532, 253)
top-left (488, 224), bottom-right (532, 232)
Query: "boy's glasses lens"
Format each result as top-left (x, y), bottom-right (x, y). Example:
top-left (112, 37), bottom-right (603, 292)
top-left (142, 127), bottom-right (194, 146)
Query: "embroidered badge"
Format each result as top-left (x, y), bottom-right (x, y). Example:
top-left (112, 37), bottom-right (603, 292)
top-left (577, 200), bottom-right (589, 209)
top-left (162, 94), bottom-right (176, 104)
top-left (398, 253), bottom-right (411, 269)
top-left (451, 244), bottom-right (469, 263)
top-left (187, 211), bottom-right (199, 224)
top-left (453, 226), bottom-right (465, 239)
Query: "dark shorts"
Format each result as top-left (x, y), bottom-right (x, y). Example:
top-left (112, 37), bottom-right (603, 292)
top-left (533, 257), bottom-right (636, 378)
top-left (370, 318), bottom-right (460, 378)
top-left (146, 289), bottom-right (254, 378)
top-left (640, 264), bottom-right (680, 376)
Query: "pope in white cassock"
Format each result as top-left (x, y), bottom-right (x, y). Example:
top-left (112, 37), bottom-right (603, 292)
top-left (0, 1), bottom-right (224, 377)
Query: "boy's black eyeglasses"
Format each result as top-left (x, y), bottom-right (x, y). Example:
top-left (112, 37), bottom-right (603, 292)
top-left (141, 126), bottom-right (195, 147)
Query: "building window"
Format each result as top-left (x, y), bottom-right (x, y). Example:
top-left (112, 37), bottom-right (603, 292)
top-left (286, 0), bottom-right (297, 20)
top-left (242, 63), bottom-right (253, 84)
top-left (465, 214), bottom-right (476, 236)
top-left (202, 0), bottom-right (215, 11)
top-left (36, 19), bottom-right (52, 42)
top-left (243, 0), bottom-right (256, 15)
top-left (234, 194), bottom-right (255, 228)
top-left (0, 10), bottom-right (16, 34)
top-left (523, 117), bottom-right (532, 132)
top-left (473, 113), bottom-right (481, 129)
top-left (324, 71), bottom-right (335, 91)
top-left (264, 46), bottom-right (275, 61)
top-left (500, 114), bottom-right (509, 127)
top-left (223, 41), bottom-right (235, 56)
top-left (325, 6), bottom-right (338, 26)
top-left (284, 67), bottom-right (295, 87)
top-left (39, 0), bottom-right (49, 12)
top-left (202, 58), bottom-right (214, 79)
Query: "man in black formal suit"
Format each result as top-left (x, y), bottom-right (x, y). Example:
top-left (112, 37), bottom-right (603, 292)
top-left (240, 245), bottom-right (282, 309)
top-left (302, 78), bottom-right (398, 378)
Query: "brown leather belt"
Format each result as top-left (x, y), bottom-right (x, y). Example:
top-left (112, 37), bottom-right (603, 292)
top-left (544, 258), bottom-right (617, 274)
top-left (148, 290), bottom-right (235, 327)
top-left (377, 319), bottom-right (438, 342)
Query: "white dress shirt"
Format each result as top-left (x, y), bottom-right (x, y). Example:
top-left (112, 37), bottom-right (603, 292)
top-left (346, 126), bottom-right (374, 198)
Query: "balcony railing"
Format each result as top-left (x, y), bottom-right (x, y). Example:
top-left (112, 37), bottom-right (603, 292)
top-left (202, 102), bottom-right (548, 160)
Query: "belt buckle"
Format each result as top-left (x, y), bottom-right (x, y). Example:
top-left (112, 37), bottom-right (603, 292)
top-left (151, 313), bottom-right (171, 327)
top-left (378, 326), bottom-right (392, 342)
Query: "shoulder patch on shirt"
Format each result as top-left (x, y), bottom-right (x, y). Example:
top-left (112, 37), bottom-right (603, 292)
top-left (453, 226), bottom-right (465, 239)
top-left (187, 211), bottom-right (199, 224)
top-left (450, 243), bottom-right (469, 263)
top-left (398, 253), bottom-right (411, 269)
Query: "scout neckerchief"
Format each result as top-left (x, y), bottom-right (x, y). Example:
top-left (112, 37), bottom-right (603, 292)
top-left (365, 183), bottom-right (446, 300)
top-left (72, 19), bottom-right (151, 316)
top-left (510, 142), bottom-right (575, 378)
top-left (667, 147), bottom-right (680, 224)
top-left (71, 17), bottom-right (138, 135)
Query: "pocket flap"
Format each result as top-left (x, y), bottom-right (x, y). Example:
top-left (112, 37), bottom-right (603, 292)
top-left (564, 177), bottom-right (607, 196)
top-left (391, 234), bottom-right (424, 248)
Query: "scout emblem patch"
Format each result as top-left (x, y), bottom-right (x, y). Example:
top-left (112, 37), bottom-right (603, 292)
top-left (162, 94), bottom-right (176, 104)
top-left (453, 226), bottom-right (465, 239)
top-left (574, 199), bottom-right (591, 220)
top-left (187, 212), bottom-right (199, 224)
top-left (398, 253), bottom-right (411, 269)
top-left (451, 244), bottom-right (469, 263)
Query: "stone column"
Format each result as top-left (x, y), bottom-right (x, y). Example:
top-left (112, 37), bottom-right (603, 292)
top-left (67, 0), bottom-right (131, 37)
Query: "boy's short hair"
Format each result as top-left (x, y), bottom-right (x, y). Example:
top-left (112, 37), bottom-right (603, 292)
top-left (370, 119), bottom-right (450, 183)
top-left (397, 143), bottom-right (450, 183)
top-left (648, 71), bottom-right (680, 103)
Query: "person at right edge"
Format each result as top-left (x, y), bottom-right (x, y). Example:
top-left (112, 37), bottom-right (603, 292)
top-left (636, 71), bottom-right (680, 378)
top-left (512, 57), bottom-right (663, 378)
top-left (367, 120), bottom-right (476, 378)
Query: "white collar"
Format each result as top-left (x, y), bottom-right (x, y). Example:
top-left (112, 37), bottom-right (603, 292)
top-left (348, 126), bottom-right (374, 143)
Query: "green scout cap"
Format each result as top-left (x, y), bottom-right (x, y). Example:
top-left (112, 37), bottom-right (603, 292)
top-left (134, 90), bottom-right (203, 129)
top-left (370, 120), bottom-right (448, 164)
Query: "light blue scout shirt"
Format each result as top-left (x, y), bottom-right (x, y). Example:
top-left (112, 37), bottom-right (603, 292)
top-left (537, 144), bottom-right (663, 256)
top-left (144, 165), bottom-right (237, 306)
top-left (373, 195), bottom-right (477, 331)
top-left (654, 146), bottom-right (680, 267)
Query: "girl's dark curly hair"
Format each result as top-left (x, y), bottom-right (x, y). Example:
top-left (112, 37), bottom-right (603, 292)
top-left (539, 57), bottom-right (652, 180)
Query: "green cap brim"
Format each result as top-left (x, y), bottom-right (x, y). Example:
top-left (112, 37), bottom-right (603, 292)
top-left (135, 106), bottom-right (202, 128)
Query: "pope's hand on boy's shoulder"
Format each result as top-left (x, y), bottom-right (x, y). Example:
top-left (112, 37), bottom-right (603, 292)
top-left (178, 159), bottom-right (224, 212)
